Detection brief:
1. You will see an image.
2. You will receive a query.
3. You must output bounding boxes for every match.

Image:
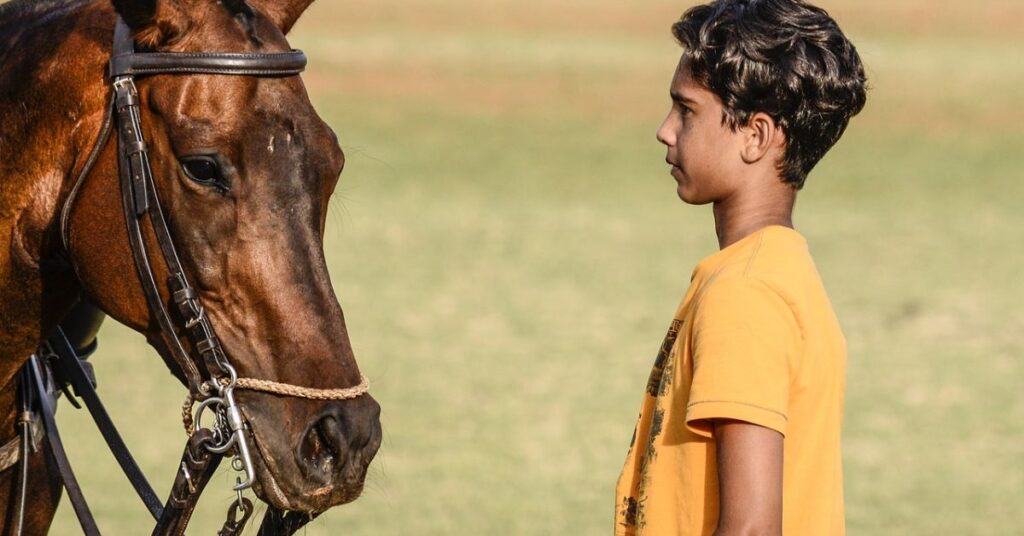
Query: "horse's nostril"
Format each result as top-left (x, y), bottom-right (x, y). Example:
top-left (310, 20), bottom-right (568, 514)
top-left (300, 414), bottom-right (344, 475)
top-left (318, 415), bottom-right (344, 456)
top-left (295, 398), bottom-right (382, 483)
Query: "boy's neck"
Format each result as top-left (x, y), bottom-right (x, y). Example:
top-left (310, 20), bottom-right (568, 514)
top-left (712, 182), bottom-right (796, 250)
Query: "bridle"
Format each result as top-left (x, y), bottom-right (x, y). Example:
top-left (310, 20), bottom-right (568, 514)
top-left (8, 14), bottom-right (371, 536)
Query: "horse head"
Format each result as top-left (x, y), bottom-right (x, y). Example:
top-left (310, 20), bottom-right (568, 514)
top-left (65, 0), bottom-right (381, 514)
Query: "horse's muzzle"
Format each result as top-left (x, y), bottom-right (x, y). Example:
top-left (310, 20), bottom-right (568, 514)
top-left (239, 393), bottom-right (382, 513)
top-left (297, 396), bottom-right (382, 484)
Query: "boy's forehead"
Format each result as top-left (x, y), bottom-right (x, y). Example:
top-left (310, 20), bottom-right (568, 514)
top-left (670, 57), bottom-right (710, 101)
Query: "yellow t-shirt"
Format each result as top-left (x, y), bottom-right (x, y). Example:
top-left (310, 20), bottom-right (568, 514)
top-left (615, 225), bottom-right (846, 535)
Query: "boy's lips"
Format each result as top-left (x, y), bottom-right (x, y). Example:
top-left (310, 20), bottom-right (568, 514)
top-left (666, 161), bottom-right (682, 180)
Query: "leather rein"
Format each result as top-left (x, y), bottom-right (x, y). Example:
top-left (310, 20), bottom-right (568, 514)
top-left (8, 15), bottom-right (369, 535)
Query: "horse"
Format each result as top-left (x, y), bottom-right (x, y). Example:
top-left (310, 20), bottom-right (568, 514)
top-left (0, 0), bottom-right (382, 532)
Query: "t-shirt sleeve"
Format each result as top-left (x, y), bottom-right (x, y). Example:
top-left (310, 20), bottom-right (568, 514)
top-left (685, 277), bottom-right (800, 438)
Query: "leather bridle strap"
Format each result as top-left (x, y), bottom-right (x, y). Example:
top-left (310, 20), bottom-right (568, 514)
top-left (258, 507), bottom-right (319, 535)
top-left (26, 355), bottom-right (100, 536)
top-left (12, 365), bottom-right (37, 536)
top-left (151, 429), bottom-right (222, 536)
top-left (47, 328), bottom-right (165, 520)
top-left (108, 16), bottom-right (309, 393)
top-left (109, 18), bottom-right (307, 78)
top-left (59, 93), bottom-right (115, 253)
top-left (109, 50), bottom-right (306, 77)
top-left (112, 72), bottom-right (206, 392)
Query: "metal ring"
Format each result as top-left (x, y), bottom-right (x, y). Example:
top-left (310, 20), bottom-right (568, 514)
top-left (193, 397), bottom-right (238, 453)
top-left (204, 432), bottom-right (238, 454)
top-left (193, 396), bottom-right (224, 431)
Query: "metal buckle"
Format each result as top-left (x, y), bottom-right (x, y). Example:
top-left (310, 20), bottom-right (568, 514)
top-left (184, 304), bottom-right (205, 329)
top-left (112, 76), bottom-right (136, 94)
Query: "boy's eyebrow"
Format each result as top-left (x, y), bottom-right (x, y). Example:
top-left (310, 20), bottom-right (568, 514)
top-left (670, 90), bottom-right (697, 105)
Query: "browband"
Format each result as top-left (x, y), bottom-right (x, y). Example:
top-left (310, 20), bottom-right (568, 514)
top-left (109, 18), bottom-right (307, 79)
top-left (109, 51), bottom-right (307, 77)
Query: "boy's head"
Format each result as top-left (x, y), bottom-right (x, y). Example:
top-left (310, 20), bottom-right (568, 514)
top-left (662, 0), bottom-right (866, 192)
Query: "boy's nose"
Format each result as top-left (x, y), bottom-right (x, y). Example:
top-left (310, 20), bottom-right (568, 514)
top-left (656, 115), bottom-right (675, 147)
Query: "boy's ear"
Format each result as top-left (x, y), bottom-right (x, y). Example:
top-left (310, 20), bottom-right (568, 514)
top-left (739, 112), bottom-right (785, 165)
top-left (110, 0), bottom-right (189, 48)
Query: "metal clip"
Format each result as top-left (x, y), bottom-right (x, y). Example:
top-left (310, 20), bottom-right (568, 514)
top-left (218, 481), bottom-right (254, 536)
top-left (223, 384), bottom-right (256, 490)
top-left (191, 362), bottom-right (256, 491)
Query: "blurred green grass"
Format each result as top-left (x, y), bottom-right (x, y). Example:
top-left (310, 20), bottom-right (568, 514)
top-left (50, 1), bottom-right (1023, 534)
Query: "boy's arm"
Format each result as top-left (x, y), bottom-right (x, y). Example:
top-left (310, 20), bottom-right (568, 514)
top-left (713, 419), bottom-right (783, 536)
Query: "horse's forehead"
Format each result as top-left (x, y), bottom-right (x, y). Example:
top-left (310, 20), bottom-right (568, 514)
top-left (143, 7), bottom-right (307, 129)
top-left (177, 3), bottom-right (292, 54)
top-left (150, 75), bottom-right (306, 133)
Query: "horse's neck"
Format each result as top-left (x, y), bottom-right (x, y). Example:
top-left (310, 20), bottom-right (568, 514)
top-left (0, 0), bottom-right (111, 237)
top-left (0, 0), bottom-right (112, 375)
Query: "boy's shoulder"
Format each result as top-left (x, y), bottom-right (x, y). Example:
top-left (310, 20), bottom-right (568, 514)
top-left (695, 226), bottom-right (820, 309)
top-left (704, 226), bottom-right (812, 279)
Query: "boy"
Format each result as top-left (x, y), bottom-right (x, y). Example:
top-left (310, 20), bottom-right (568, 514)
top-left (615, 1), bottom-right (866, 535)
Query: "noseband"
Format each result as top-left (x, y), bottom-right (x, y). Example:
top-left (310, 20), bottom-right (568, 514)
top-left (38, 15), bottom-right (369, 535)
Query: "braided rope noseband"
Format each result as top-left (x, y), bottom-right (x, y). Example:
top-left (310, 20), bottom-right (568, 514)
top-left (234, 375), bottom-right (370, 400)
top-left (182, 375), bottom-right (370, 435)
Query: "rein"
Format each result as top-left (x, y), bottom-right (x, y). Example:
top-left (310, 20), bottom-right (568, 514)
top-left (9, 14), bottom-right (370, 535)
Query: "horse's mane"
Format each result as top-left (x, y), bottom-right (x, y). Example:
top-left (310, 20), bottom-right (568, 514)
top-left (0, 0), bottom-right (89, 33)
top-left (0, 0), bottom-right (97, 87)
top-left (0, 0), bottom-right (62, 19)
top-left (1, 0), bottom-right (268, 69)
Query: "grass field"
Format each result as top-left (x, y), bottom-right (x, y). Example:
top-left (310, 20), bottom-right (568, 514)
top-left (49, 0), bottom-right (1024, 534)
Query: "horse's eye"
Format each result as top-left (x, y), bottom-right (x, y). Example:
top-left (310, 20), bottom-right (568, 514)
top-left (181, 157), bottom-right (224, 188)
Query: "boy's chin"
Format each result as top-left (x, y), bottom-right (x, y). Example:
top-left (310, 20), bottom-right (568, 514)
top-left (676, 185), bottom-right (708, 205)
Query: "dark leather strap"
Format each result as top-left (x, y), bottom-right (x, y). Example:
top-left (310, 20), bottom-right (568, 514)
top-left (152, 430), bottom-right (222, 536)
top-left (217, 497), bottom-right (254, 536)
top-left (113, 75), bottom-right (206, 391)
top-left (110, 51), bottom-right (306, 78)
top-left (13, 418), bottom-right (29, 536)
top-left (28, 356), bottom-right (100, 536)
top-left (48, 328), bottom-right (165, 520)
top-left (257, 507), bottom-right (318, 535)
top-left (12, 369), bottom-right (35, 536)
top-left (60, 94), bottom-right (115, 253)
top-left (109, 18), bottom-right (305, 79)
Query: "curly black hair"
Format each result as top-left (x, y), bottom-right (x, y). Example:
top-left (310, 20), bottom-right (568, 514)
top-left (673, 0), bottom-right (867, 189)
